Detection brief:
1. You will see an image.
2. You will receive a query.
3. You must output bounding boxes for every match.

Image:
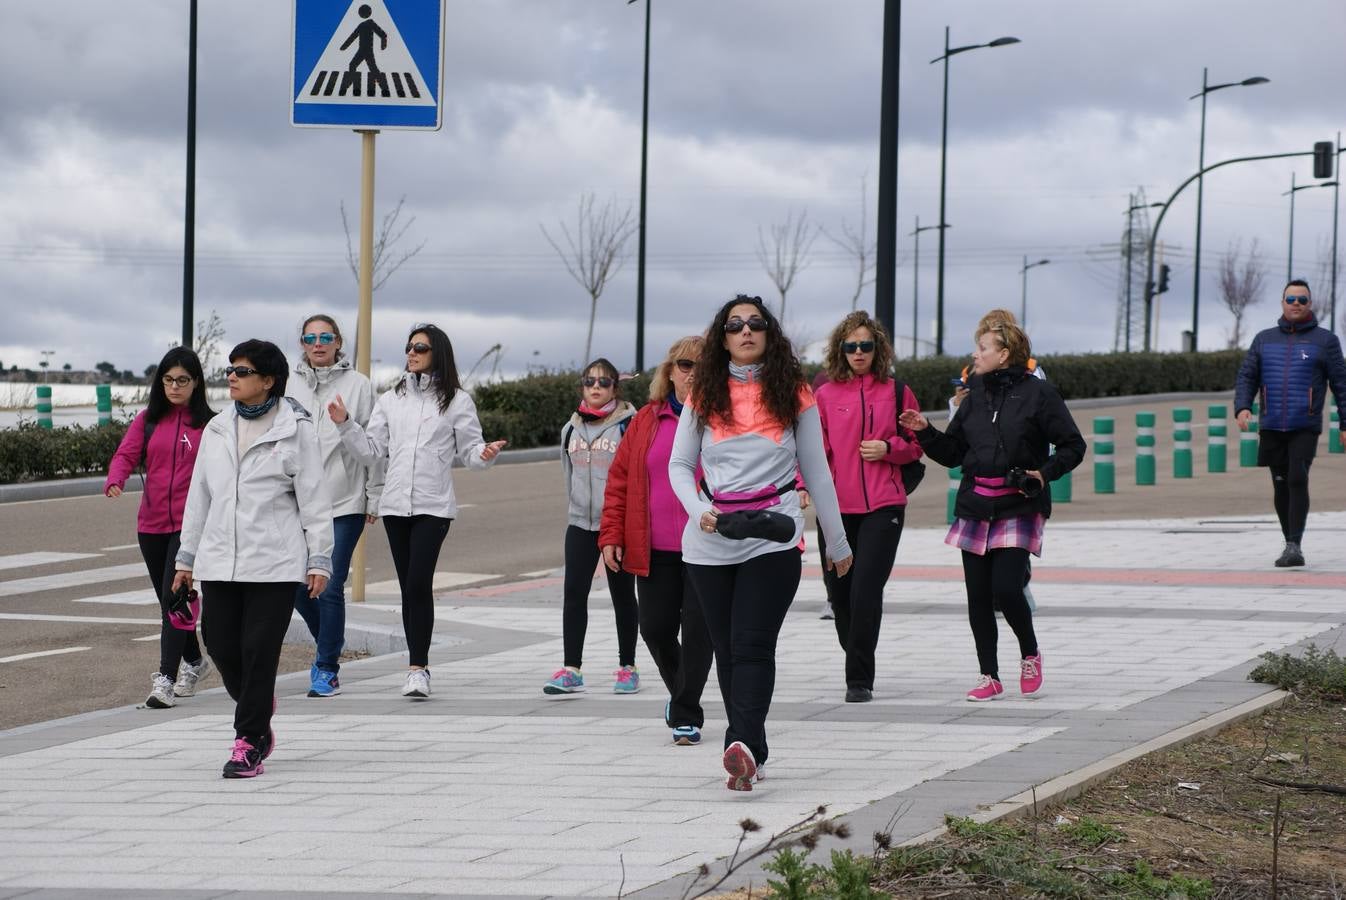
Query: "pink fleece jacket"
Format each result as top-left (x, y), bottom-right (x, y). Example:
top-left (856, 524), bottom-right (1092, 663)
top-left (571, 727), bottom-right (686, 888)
top-left (104, 407), bottom-right (206, 534)
top-left (815, 373), bottom-right (923, 513)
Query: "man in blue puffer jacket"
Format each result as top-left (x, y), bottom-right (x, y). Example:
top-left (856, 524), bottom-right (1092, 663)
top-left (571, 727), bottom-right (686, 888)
top-left (1235, 279), bottom-right (1346, 567)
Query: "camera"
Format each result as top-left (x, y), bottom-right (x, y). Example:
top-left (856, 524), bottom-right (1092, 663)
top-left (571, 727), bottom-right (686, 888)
top-left (1006, 466), bottom-right (1043, 498)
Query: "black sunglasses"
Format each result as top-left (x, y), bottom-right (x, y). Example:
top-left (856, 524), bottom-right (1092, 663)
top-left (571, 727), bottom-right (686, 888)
top-left (674, 358), bottom-right (696, 372)
top-left (224, 365), bottom-right (259, 378)
top-left (841, 340), bottom-right (875, 354)
top-left (581, 376), bottom-right (615, 388)
top-left (405, 342), bottom-right (432, 354)
top-left (724, 316), bottom-right (768, 334)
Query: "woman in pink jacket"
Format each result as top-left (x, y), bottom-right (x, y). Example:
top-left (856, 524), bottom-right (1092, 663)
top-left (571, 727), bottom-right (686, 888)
top-left (814, 311), bottom-right (923, 703)
top-left (105, 348), bottom-right (216, 709)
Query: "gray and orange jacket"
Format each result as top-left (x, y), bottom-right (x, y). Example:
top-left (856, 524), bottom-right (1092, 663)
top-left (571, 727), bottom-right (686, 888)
top-left (669, 363), bottom-right (851, 567)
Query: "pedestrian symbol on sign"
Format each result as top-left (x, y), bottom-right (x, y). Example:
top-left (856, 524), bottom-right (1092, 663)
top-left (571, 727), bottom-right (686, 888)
top-left (340, 5), bottom-right (388, 96)
top-left (294, 0), bottom-right (436, 109)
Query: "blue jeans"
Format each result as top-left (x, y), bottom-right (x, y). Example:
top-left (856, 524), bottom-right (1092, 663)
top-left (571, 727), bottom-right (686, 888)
top-left (294, 513), bottom-right (365, 673)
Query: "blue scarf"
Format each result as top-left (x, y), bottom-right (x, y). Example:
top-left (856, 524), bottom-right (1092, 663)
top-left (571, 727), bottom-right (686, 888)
top-left (235, 396), bottom-right (278, 419)
top-left (667, 395), bottom-right (685, 417)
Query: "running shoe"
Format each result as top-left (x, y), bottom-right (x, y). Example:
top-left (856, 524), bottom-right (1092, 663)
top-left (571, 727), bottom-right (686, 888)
top-left (402, 668), bottom-right (431, 699)
top-left (672, 725), bottom-right (701, 746)
top-left (543, 667), bottom-right (585, 695)
top-left (723, 740), bottom-right (757, 791)
top-left (308, 669), bottom-right (342, 698)
top-left (1019, 654), bottom-right (1043, 697)
top-left (966, 674), bottom-right (1004, 702)
top-left (173, 658), bottom-right (211, 698)
top-left (612, 665), bottom-right (641, 694)
top-left (222, 737), bottom-right (264, 778)
top-left (145, 673), bottom-right (176, 709)
top-left (1275, 542), bottom-right (1305, 567)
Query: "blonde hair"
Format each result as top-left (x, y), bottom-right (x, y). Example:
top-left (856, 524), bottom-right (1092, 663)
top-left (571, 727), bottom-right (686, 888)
top-left (975, 308), bottom-right (1019, 338)
top-left (823, 310), bottom-right (894, 382)
top-left (649, 335), bottom-right (705, 403)
top-left (981, 317), bottom-right (1032, 368)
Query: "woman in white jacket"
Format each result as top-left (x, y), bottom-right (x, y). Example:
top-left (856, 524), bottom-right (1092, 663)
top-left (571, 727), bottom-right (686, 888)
top-left (287, 314), bottom-right (383, 699)
top-left (174, 339), bottom-right (334, 779)
top-left (330, 323), bottom-right (506, 699)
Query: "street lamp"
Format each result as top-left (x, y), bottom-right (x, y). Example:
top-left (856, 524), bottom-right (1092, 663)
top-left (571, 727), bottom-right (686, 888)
top-left (909, 217), bottom-right (949, 358)
top-left (930, 28), bottom-right (1020, 356)
top-left (1283, 173), bottom-right (1337, 281)
top-left (40, 350), bottom-right (54, 383)
top-left (1019, 257), bottom-right (1049, 329)
top-left (1189, 69), bottom-right (1269, 352)
top-left (628, 0), bottom-right (651, 372)
top-left (182, 0), bottom-right (198, 349)
top-left (1125, 197), bottom-right (1164, 352)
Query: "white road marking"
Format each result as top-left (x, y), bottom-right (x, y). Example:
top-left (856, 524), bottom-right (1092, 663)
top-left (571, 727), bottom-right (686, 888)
top-left (133, 634), bottom-right (161, 642)
top-left (0, 552), bottom-right (101, 571)
top-left (73, 589), bottom-right (158, 606)
top-left (0, 646), bottom-right (92, 664)
top-left (0, 612), bottom-right (160, 626)
top-left (100, 543), bottom-right (141, 552)
top-left (364, 571), bottom-right (494, 593)
top-left (0, 563), bottom-right (146, 597)
top-left (518, 569), bottom-right (556, 579)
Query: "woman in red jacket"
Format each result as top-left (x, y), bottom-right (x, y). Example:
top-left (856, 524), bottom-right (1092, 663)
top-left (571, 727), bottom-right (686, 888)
top-left (600, 336), bottom-right (713, 745)
top-left (815, 312), bottom-right (923, 703)
top-left (105, 347), bottom-right (216, 709)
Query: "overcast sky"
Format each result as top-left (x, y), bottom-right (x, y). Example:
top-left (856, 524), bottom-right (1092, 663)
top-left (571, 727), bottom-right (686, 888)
top-left (2, 0), bottom-right (1343, 382)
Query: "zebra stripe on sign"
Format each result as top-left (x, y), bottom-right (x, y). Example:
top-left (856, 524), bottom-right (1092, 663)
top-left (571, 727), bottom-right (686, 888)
top-left (308, 69), bottom-right (422, 99)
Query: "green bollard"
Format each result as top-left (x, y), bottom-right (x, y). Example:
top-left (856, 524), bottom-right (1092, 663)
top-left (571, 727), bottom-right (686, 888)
top-left (35, 384), bottom-right (53, 429)
top-left (1331, 408), bottom-right (1343, 454)
top-left (1239, 401), bottom-right (1259, 467)
top-left (1048, 443), bottom-right (1072, 502)
top-left (1207, 405), bottom-right (1227, 473)
top-left (946, 466), bottom-right (961, 525)
top-left (1173, 408), bottom-right (1193, 478)
top-left (1093, 416), bottom-right (1115, 494)
top-left (1136, 412), bottom-right (1156, 485)
top-left (96, 384), bottom-right (112, 427)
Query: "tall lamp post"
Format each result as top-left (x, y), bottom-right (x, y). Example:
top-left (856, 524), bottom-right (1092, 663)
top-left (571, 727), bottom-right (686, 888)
top-left (628, 0), bottom-right (651, 371)
top-left (1283, 173), bottom-right (1337, 281)
top-left (1188, 69), bottom-right (1269, 353)
top-left (1019, 257), bottom-right (1049, 329)
top-left (182, 0), bottom-right (198, 349)
top-left (930, 27), bottom-right (1020, 356)
top-left (1332, 133), bottom-right (1343, 333)
top-left (1124, 197), bottom-right (1164, 352)
top-left (909, 216), bottom-right (948, 358)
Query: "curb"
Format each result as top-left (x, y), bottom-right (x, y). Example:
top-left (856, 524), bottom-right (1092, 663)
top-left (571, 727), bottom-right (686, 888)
top-left (896, 687), bottom-right (1291, 848)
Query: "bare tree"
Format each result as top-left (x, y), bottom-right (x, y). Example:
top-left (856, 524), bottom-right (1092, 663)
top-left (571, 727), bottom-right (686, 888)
top-left (755, 208), bottom-right (819, 326)
top-left (193, 309), bottom-right (227, 380)
top-left (1312, 235), bottom-right (1343, 333)
top-left (541, 193), bottom-right (637, 364)
top-left (341, 195), bottom-right (427, 293)
top-left (1219, 238), bottom-right (1266, 348)
top-left (822, 177), bottom-right (875, 311)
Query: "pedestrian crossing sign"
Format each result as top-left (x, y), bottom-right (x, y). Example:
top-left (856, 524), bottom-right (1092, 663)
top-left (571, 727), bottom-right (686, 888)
top-left (291, 0), bottom-right (445, 130)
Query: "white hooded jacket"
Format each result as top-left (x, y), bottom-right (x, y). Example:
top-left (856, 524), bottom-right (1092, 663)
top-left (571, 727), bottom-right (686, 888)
top-left (287, 358), bottom-right (384, 518)
top-left (337, 372), bottom-right (496, 518)
top-left (176, 399), bottom-right (334, 583)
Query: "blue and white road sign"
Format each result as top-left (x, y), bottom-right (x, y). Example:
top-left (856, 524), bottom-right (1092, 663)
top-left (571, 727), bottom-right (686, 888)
top-left (292, 0), bottom-right (445, 130)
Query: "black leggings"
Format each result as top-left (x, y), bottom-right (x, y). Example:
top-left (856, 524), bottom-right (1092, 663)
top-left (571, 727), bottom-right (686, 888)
top-left (137, 531), bottom-right (203, 679)
top-left (1262, 429), bottom-right (1317, 543)
top-left (961, 547), bottom-right (1038, 681)
top-left (638, 550), bottom-right (713, 728)
top-left (563, 525), bottom-right (637, 670)
top-left (383, 515), bottom-right (451, 668)
top-left (821, 506), bottom-right (905, 690)
top-left (200, 581), bottom-right (296, 744)
top-left (687, 548), bottom-right (802, 766)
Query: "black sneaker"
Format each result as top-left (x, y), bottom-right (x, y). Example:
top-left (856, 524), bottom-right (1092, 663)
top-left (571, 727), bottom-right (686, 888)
top-left (1274, 542), bottom-right (1305, 568)
top-left (845, 686), bottom-right (873, 703)
top-left (222, 737), bottom-right (264, 779)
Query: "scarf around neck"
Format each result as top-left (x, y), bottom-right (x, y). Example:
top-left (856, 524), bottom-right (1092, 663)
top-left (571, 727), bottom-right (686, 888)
top-left (578, 398), bottom-right (618, 421)
top-left (235, 396), bottom-right (278, 419)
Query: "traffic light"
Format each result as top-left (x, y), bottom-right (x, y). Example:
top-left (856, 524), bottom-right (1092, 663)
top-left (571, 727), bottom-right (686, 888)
top-left (1157, 263), bottom-right (1171, 294)
top-left (1314, 141), bottom-right (1335, 179)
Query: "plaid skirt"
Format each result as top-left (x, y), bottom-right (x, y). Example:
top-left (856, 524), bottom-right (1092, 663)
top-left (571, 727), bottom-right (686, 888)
top-left (945, 514), bottom-right (1045, 557)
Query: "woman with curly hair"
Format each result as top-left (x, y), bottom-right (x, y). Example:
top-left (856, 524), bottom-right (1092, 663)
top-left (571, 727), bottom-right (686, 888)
top-left (815, 311), bottom-right (923, 703)
top-left (670, 295), bottom-right (852, 791)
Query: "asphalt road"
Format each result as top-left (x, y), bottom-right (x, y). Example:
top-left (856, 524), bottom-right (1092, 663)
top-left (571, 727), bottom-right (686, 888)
top-left (2, 392), bottom-right (1344, 730)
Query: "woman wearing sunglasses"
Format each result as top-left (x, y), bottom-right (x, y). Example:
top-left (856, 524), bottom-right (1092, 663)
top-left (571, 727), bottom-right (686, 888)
top-left (598, 337), bottom-right (713, 743)
top-left (105, 347), bottom-right (216, 710)
top-left (329, 324), bottom-right (506, 700)
top-left (543, 359), bottom-right (640, 696)
top-left (670, 295), bottom-right (852, 791)
top-left (174, 340), bottom-right (334, 778)
top-left (286, 314), bottom-right (383, 699)
top-left (899, 318), bottom-right (1085, 702)
top-left (814, 311), bottom-right (923, 704)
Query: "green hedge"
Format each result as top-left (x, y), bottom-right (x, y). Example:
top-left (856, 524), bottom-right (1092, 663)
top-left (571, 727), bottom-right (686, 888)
top-left (0, 421), bottom-right (129, 483)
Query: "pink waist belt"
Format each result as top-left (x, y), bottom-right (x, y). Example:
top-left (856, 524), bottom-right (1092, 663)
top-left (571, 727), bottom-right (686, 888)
top-left (972, 475), bottom-right (1019, 498)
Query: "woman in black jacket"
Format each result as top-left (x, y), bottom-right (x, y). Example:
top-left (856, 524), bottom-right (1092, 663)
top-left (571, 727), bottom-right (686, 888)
top-left (899, 318), bottom-right (1084, 702)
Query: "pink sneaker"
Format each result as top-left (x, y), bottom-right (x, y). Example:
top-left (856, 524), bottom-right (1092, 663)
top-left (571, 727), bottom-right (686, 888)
top-left (966, 674), bottom-right (1004, 702)
top-left (723, 740), bottom-right (757, 792)
top-left (1019, 654), bottom-right (1043, 696)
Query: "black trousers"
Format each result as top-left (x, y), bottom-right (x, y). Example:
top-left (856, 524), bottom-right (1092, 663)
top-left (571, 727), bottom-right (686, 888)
top-left (637, 550), bottom-right (713, 728)
top-left (383, 515), bottom-right (451, 668)
top-left (687, 548), bottom-right (802, 766)
top-left (137, 531), bottom-right (203, 679)
top-left (562, 525), bottom-right (638, 670)
top-left (961, 548), bottom-right (1038, 681)
top-left (1259, 429), bottom-right (1318, 543)
top-left (821, 506), bottom-right (905, 690)
top-left (200, 581), bottom-right (297, 744)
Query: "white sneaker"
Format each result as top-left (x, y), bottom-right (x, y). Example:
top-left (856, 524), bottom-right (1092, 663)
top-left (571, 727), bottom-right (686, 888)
top-left (401, 668), bottom-right (431, 699)
top-left (173, 658), bottom-right (211, 698)
top-left (145, 673), bottom-right (176, 709)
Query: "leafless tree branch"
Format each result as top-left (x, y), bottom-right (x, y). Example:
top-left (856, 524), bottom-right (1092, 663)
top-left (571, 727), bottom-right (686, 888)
top-left (1219, 238), bottom-right (1266, 349)
top-left (756, 208), bottom-right (819, 326)
top-left (541, 193), bottom-right (637, 363)
top-left (822, 176), bottom-right (876, 311)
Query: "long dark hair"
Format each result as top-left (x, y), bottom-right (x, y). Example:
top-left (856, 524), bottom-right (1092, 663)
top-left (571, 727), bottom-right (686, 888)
top-left (395, 323), bottom-right (460, 413)
top-left (692, 294), bottom-right (806, 428)
top-left (145, 347), bottom-right (214, 427)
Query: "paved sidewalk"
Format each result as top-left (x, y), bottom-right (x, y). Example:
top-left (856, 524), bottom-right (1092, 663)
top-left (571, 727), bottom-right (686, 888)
top-left (2, 511), bottom-right (1344, 898)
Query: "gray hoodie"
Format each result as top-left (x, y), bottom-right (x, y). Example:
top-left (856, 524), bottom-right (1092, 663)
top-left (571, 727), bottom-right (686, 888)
top-left (562, 402), bottom-right (637, 530)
